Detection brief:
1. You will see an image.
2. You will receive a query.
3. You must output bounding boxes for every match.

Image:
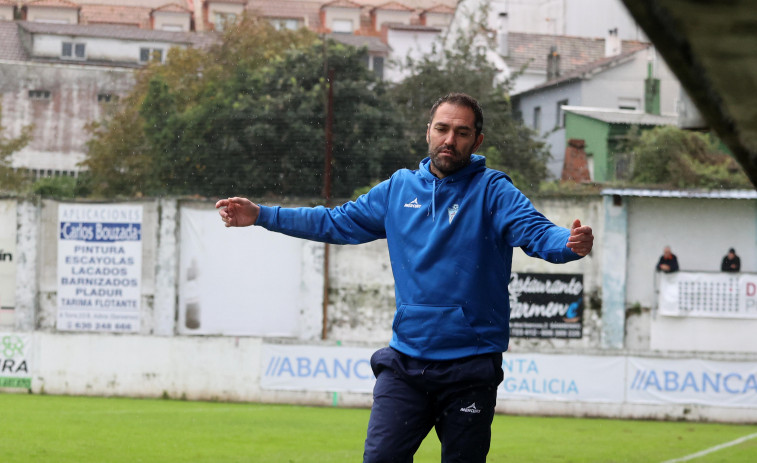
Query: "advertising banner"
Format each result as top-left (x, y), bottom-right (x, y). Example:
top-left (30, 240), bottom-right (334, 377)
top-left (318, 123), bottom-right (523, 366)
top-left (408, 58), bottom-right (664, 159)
top-left (0, 332), bottom-right (31, 389)
top-left (57, 204), bottom-right (142, 332)
top-left (0, 200), bottom-right (16, 311)
top-left (261, 344), bottom-right (376, 393)
top-left (178, 208), bottom-right (301, 337)
top-left (658, 272), bottom-right (757, 318)
top-left (627, 356), bottom-right (757, 408)
top-left (509, 273), bottom-right (584, 339)
top-left (259, 348), bottom-right (757, 410)
top-left (499, 353), bottom-right (625, 403)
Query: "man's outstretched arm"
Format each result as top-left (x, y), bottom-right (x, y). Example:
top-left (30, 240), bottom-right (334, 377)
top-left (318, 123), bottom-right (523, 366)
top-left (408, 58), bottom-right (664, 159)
top-left (216, 197), bottom-right (259, 227)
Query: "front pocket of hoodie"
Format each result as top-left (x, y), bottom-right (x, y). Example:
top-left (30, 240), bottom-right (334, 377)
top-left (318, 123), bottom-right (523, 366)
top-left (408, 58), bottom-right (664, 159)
top-left (393, 304), bottom-right (479, 353)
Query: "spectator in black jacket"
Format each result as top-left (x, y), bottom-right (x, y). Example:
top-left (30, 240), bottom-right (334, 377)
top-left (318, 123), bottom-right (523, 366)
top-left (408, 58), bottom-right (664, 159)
top-left (721, 248), bottom-right (741, 272)
top-left (656, 246), bottom-right (679, 273)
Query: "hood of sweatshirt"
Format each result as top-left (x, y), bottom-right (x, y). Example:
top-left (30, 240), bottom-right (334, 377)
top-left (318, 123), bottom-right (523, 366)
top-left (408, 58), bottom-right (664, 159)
top-left (417, 154), bottom-right (488, 221)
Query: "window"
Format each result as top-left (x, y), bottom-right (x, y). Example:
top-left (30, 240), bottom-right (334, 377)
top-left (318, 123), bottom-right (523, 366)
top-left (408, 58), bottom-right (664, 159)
top-left (332, 19), bottom-right (353, 33)
top-left (29, 90), bottom-right (51, 100)
top-left (97, 93), bottom-right (118, 103)
top-left (618, 97), bottom-right (640, 111)
top-left (139, 47), bottom-right (164, 63)
top-left (372, 56), bottom-right (384, 80)
top-left (556, 99), bottom-right (568, 128)
top-left (214, 12), bottom-right (237, 31)
top-left (61, 42), bottom-right (86, 60)
top-left (533, 106), bottom-right (541, 132)
top-left (269, 18), bottom-right (300, 30)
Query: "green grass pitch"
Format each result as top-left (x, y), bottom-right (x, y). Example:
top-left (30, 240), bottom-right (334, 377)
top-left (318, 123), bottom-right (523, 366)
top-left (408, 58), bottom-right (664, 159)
top-left (1, 394), bottom-right (756, 462)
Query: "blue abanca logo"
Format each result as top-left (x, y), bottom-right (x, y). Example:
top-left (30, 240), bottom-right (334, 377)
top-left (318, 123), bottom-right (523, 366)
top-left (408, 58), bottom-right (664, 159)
top-left (265, 356), bottom-right (372, 380)
top-left (630, 369), bottom-right (757, 395)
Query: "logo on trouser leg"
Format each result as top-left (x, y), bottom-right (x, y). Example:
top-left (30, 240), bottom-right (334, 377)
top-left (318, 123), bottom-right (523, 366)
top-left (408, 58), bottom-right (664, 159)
top-left (460, 402), bottom-right (482, 414)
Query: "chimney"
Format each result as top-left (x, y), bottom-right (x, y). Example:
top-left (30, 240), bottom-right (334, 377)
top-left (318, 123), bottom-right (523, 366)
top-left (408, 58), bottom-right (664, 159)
top-left (562, 139), bottom-right (592, 183)
top-left (497, 12), bottom-right (509, 57)
top-left (605, 28), bottom-right (621, 57)
top-left (547, 45), bottom-right (560, 80)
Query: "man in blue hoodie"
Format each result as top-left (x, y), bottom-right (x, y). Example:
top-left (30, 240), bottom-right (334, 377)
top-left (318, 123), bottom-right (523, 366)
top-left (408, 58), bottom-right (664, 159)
top-left (217, 93), bottom-right (594, 462)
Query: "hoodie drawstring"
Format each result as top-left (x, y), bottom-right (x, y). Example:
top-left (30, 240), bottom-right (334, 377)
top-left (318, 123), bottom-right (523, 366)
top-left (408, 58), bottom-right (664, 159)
top-left (431, 185), bottom-right (436, 221)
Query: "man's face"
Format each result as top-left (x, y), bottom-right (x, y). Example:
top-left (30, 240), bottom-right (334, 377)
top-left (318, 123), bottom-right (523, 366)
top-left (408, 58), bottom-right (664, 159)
top-left (426, 103), bottom-right (484, 178)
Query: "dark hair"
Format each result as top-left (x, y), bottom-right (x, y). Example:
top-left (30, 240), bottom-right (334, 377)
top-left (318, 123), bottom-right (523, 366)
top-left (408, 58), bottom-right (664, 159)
top-left (428, 93), bottom-right (484, 137)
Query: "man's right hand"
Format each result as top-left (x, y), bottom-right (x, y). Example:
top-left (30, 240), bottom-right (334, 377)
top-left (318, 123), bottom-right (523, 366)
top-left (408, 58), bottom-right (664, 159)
top-left (215, 197), bottom-right (260, 227)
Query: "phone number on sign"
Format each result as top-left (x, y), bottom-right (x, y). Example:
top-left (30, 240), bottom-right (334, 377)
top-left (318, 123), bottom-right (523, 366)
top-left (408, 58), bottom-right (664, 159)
top-left (67, 322), bottom-right (134, 331)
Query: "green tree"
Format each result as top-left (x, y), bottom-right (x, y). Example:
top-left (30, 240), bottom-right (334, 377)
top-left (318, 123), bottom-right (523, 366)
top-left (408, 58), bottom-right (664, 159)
top-left (387, 4), bottom-right (550, 190)
top-left (0, 104), bottom-right (33, 192)
top-left (83, 14), bottom-right (411, 198)
top-left (626, 125), bottom-right (751, 189)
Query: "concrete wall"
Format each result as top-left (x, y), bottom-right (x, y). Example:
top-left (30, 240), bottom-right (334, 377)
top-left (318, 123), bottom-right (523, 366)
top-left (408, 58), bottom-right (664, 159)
top-left (5, 194), bottom-right (605, 343)
top-left (625, 196), bottom-right (757, 354)
top-left (3, 194), bottom-right (757, 423)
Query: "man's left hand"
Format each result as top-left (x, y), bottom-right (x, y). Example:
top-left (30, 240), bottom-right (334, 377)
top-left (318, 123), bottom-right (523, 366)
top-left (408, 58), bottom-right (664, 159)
top-left (566, 219), bottom-right (594, 257)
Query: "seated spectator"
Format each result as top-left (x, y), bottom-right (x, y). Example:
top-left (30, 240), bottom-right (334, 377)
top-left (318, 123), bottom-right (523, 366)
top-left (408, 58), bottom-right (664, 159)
top-left (721, 248), bottom-right (741, 272)
top-left (656, 246), bottom-right (679, 273)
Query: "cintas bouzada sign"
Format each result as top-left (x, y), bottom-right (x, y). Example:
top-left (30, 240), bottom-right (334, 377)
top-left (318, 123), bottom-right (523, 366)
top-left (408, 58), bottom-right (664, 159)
top-left (57, 204), bottom-right (143, 333)
top-left (508, 272), bottom-right (584, 339)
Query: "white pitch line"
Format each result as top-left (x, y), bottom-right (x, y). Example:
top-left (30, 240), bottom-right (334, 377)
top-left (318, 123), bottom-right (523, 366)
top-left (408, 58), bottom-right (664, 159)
top-left (661, 432), bottom-right (757, 463)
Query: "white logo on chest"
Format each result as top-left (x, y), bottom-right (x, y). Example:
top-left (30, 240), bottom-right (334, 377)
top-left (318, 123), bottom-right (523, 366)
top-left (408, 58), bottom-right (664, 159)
top-left (448, 204), bottom-right (459, 223)
top-left (404, 198), bottom-right (422, 209)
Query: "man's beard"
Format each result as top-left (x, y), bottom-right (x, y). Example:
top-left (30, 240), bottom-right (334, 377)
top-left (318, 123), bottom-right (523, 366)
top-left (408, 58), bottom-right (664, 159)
top-left (429, 144), bottom-right (471, 177)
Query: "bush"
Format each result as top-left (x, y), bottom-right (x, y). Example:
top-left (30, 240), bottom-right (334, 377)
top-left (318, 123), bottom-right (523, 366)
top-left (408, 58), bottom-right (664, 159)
top-left (625, 126), bottom-right (751, 189)
top-left (31, 176), bottom-right (85, 198)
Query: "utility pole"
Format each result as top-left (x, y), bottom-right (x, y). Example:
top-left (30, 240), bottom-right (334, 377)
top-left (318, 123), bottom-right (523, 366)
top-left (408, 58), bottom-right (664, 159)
top-left (321, 36), bottom-right (334, 341)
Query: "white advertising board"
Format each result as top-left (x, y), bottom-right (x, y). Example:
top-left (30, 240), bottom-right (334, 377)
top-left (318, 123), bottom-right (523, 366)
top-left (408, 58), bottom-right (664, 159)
top-left (499, 353), bottom-right (626, 403)
top-left (178, 208), bottom-right (301, 336)
top-left (0, 332), bottom-right (31, 389)
top-left (261, 344), bottom-right (376, 393)
top-left (57, 204), bottom-right (142, 332)
top-left (627, 356), bottom-right (757, 408)
top-left (0, 200), bottom-right (16, 310)
top-left (658, 272), bottom-right (757, 318)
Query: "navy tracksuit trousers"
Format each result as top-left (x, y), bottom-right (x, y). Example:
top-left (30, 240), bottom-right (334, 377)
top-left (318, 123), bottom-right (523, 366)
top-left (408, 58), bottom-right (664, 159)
top-left (363, 347), bottom-right (504, 463)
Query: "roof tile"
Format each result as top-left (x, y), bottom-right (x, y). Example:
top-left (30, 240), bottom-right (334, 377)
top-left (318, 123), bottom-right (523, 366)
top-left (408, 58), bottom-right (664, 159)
top-left (0, 22), bottom-right (29, 61)
top-left (80, 5), bottom-right (153, 28)
top-left (17, 20), bottom-right (205, 44)
top-left (372, 2), bottom-right (414, 12)
top-left (505, 32), bottom-right (648, 74)
top-left (26, 0), bottom-right (80, 8)
top-left (153, 3), bottom-right (191, 13)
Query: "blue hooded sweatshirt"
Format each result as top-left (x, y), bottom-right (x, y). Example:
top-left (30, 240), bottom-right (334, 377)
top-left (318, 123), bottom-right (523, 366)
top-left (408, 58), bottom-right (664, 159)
top-left (256, 154), bottom-right (582, 360)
